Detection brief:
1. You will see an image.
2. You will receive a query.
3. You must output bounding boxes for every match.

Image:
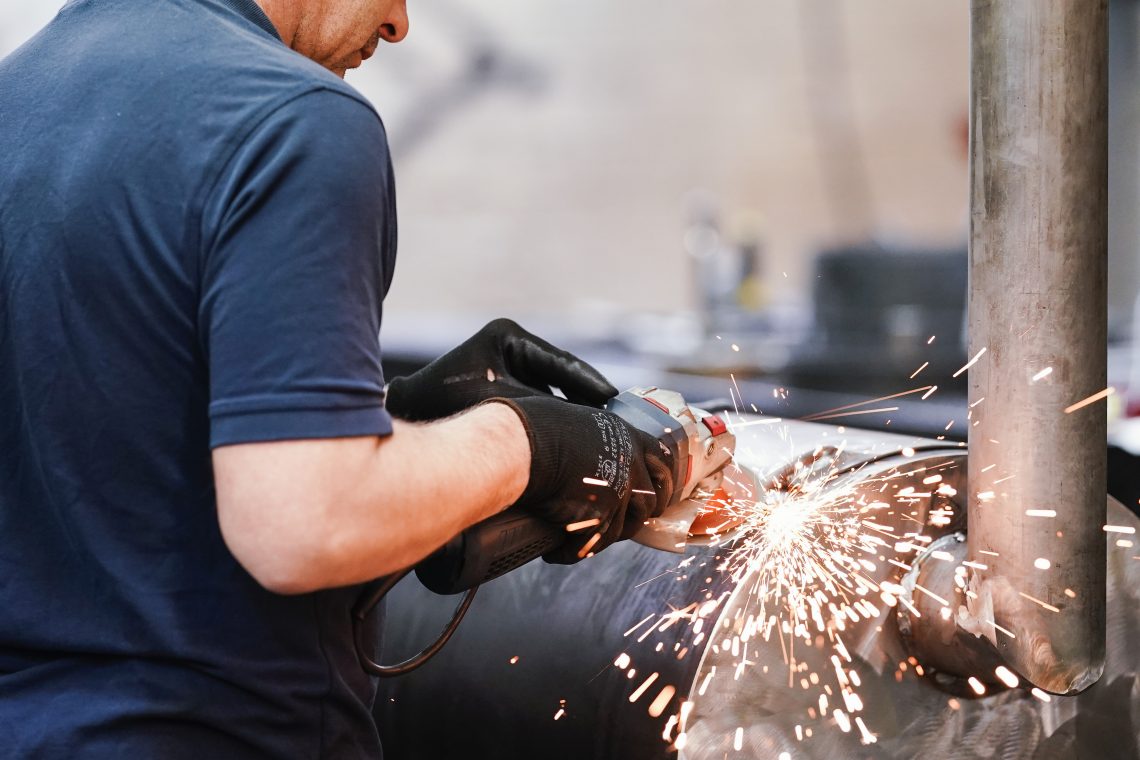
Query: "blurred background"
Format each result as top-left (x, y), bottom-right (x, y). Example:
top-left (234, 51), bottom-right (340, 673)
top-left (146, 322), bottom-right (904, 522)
top-left (4, 0), bottom-right (1140, 444)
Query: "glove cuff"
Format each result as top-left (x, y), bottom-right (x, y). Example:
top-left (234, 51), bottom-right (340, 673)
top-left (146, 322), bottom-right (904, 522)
top-left (478, 397), bottom-right (562, 506)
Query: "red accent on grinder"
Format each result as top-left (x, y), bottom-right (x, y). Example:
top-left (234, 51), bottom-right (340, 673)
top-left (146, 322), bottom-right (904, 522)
top-left (702, 415), bottom-right (727, 436)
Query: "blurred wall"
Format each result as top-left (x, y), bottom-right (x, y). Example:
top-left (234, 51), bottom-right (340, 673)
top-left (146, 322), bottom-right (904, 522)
top-left (356, 0), bottom-right (971, 321)
top-left (1, 1), bottom-right (971, 321)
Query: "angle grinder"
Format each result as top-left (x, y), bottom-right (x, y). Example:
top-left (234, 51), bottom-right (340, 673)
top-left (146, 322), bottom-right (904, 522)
top-left (353, 386), bottom-right (752, 676)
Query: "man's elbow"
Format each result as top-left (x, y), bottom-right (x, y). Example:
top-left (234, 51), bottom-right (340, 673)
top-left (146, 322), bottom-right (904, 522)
top-left (217, 498), bottom-right (409, 595)
top-left (219, 510), bottom-right (328, 595)
top-left (242, 555), bottom-right (327, 596)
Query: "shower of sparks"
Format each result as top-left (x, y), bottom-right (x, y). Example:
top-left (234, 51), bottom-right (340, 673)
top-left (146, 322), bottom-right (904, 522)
top-left (615, 438), bottom-right (971, 750)
top-left (608, 350), bottom-right (1134, 756)
top-left (1063, 387), bottom-right (1115, 414)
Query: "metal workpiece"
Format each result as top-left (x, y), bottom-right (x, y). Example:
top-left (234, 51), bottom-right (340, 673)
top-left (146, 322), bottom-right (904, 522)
top-left (967, 0), bottom-right (1109, 694)
top-left (373, 420), bottom-right (1140, 759)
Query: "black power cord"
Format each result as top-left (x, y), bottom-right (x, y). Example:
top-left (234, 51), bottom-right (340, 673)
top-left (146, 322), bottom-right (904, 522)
top-left (352, 569), bottom-right (479, 677)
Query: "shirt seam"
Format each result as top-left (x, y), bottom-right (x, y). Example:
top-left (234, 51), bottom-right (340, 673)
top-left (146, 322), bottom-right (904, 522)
top-left (209, 395), bottom-right (386, 416)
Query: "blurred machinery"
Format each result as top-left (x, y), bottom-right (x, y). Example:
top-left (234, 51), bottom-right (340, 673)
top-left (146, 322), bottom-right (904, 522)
top-left (788, 245), bottom-right (968, 394)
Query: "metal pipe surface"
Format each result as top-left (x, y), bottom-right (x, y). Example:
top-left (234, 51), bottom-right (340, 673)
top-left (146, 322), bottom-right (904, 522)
top-left (966, 0), bottom-right (1108, 694)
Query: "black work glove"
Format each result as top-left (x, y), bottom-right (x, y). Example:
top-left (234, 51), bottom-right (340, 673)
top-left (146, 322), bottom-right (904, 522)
top-left (496, 395), bottom-right (675, 564)
top-left (384, 318), bottom-right (618, 422)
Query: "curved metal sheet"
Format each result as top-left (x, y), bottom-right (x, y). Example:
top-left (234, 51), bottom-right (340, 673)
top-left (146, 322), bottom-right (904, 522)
top-left (373, 537), bottom-right (714, 759)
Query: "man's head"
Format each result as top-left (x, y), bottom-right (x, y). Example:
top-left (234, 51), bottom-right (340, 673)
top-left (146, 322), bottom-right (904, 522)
top-left (256, 0), bottom-right (409, 78)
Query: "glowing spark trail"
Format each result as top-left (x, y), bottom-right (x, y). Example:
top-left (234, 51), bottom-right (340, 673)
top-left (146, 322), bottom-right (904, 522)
top-left (1018, 591), bottom-right (1061, 613)
top-left (803, 387), bottom-right (934, 421)
top-left (565, 518), bottom-right (601, 532)
top-left (953, 347), bottom-right (987, 377)
top-left (1064, 387), bottom-right (1115, 414)
top-left (629, 672), bottom-right (659, 702)
top-left (806, 407), bottom-right (898, 422)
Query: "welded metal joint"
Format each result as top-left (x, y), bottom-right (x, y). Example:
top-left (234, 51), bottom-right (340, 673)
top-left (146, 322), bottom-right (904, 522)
top-left (897, 532), bottom-right (1008, 695)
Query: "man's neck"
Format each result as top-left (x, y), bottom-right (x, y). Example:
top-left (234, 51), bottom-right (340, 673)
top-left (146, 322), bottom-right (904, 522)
top-left (253, 0), bottom-right (299, 46)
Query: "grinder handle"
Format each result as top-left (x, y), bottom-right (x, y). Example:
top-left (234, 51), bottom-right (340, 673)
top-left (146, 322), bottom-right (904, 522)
top-left (415, 509), bottom-right (564, 595)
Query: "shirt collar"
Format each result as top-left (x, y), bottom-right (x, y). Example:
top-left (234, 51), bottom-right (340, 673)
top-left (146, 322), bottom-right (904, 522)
top-left (216, 0), bottom-right (281, 41)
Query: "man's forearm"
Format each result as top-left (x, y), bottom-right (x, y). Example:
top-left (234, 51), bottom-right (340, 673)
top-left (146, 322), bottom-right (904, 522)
top-left (213, 402), bottom-right (531, 594)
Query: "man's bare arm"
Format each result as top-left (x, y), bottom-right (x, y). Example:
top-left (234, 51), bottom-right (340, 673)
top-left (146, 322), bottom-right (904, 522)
top-left (212, 402), bottom-right (530, 594)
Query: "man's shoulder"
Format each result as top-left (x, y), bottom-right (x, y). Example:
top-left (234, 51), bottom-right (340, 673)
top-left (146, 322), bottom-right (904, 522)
top-left (0, 0), bottom-right (381, 188)
top-left (5, 0), bottom-right (376, 125)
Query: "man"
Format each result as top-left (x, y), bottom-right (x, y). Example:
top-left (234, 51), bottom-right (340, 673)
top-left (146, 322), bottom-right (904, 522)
top-left (0, 0), bottom-right (672, 757)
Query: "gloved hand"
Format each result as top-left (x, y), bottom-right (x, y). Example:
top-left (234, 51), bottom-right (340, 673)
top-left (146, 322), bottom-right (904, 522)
top-left (384, 319), bottom-right (618, 422)
top-left (494, 395), bottom-right (674, 564)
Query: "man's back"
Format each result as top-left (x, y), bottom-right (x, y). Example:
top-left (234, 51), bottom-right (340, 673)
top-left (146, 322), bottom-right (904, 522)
top-left (0, 0), bottom-right (397, 756)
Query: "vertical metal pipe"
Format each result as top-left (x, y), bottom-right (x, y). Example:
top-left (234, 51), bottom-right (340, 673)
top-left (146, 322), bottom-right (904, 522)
top-left (966, 0), bottom-right (1107, 694)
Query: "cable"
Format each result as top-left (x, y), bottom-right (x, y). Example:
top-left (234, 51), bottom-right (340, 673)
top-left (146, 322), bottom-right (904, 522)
top-left (352, 569), bottom-right (480, 678)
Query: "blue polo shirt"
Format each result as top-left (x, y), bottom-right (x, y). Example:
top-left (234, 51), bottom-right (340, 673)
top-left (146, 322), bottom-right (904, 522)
top-left (0, 0), bottom-right (397, 757)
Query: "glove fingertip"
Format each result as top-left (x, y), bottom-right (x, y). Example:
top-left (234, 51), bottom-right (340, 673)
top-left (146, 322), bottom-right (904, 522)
top-left (582, 369), bottom-right (619, 400)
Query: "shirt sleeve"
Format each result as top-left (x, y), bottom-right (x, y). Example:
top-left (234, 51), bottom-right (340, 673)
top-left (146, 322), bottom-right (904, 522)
top-left (198, 88), bottom-right (397, 448)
